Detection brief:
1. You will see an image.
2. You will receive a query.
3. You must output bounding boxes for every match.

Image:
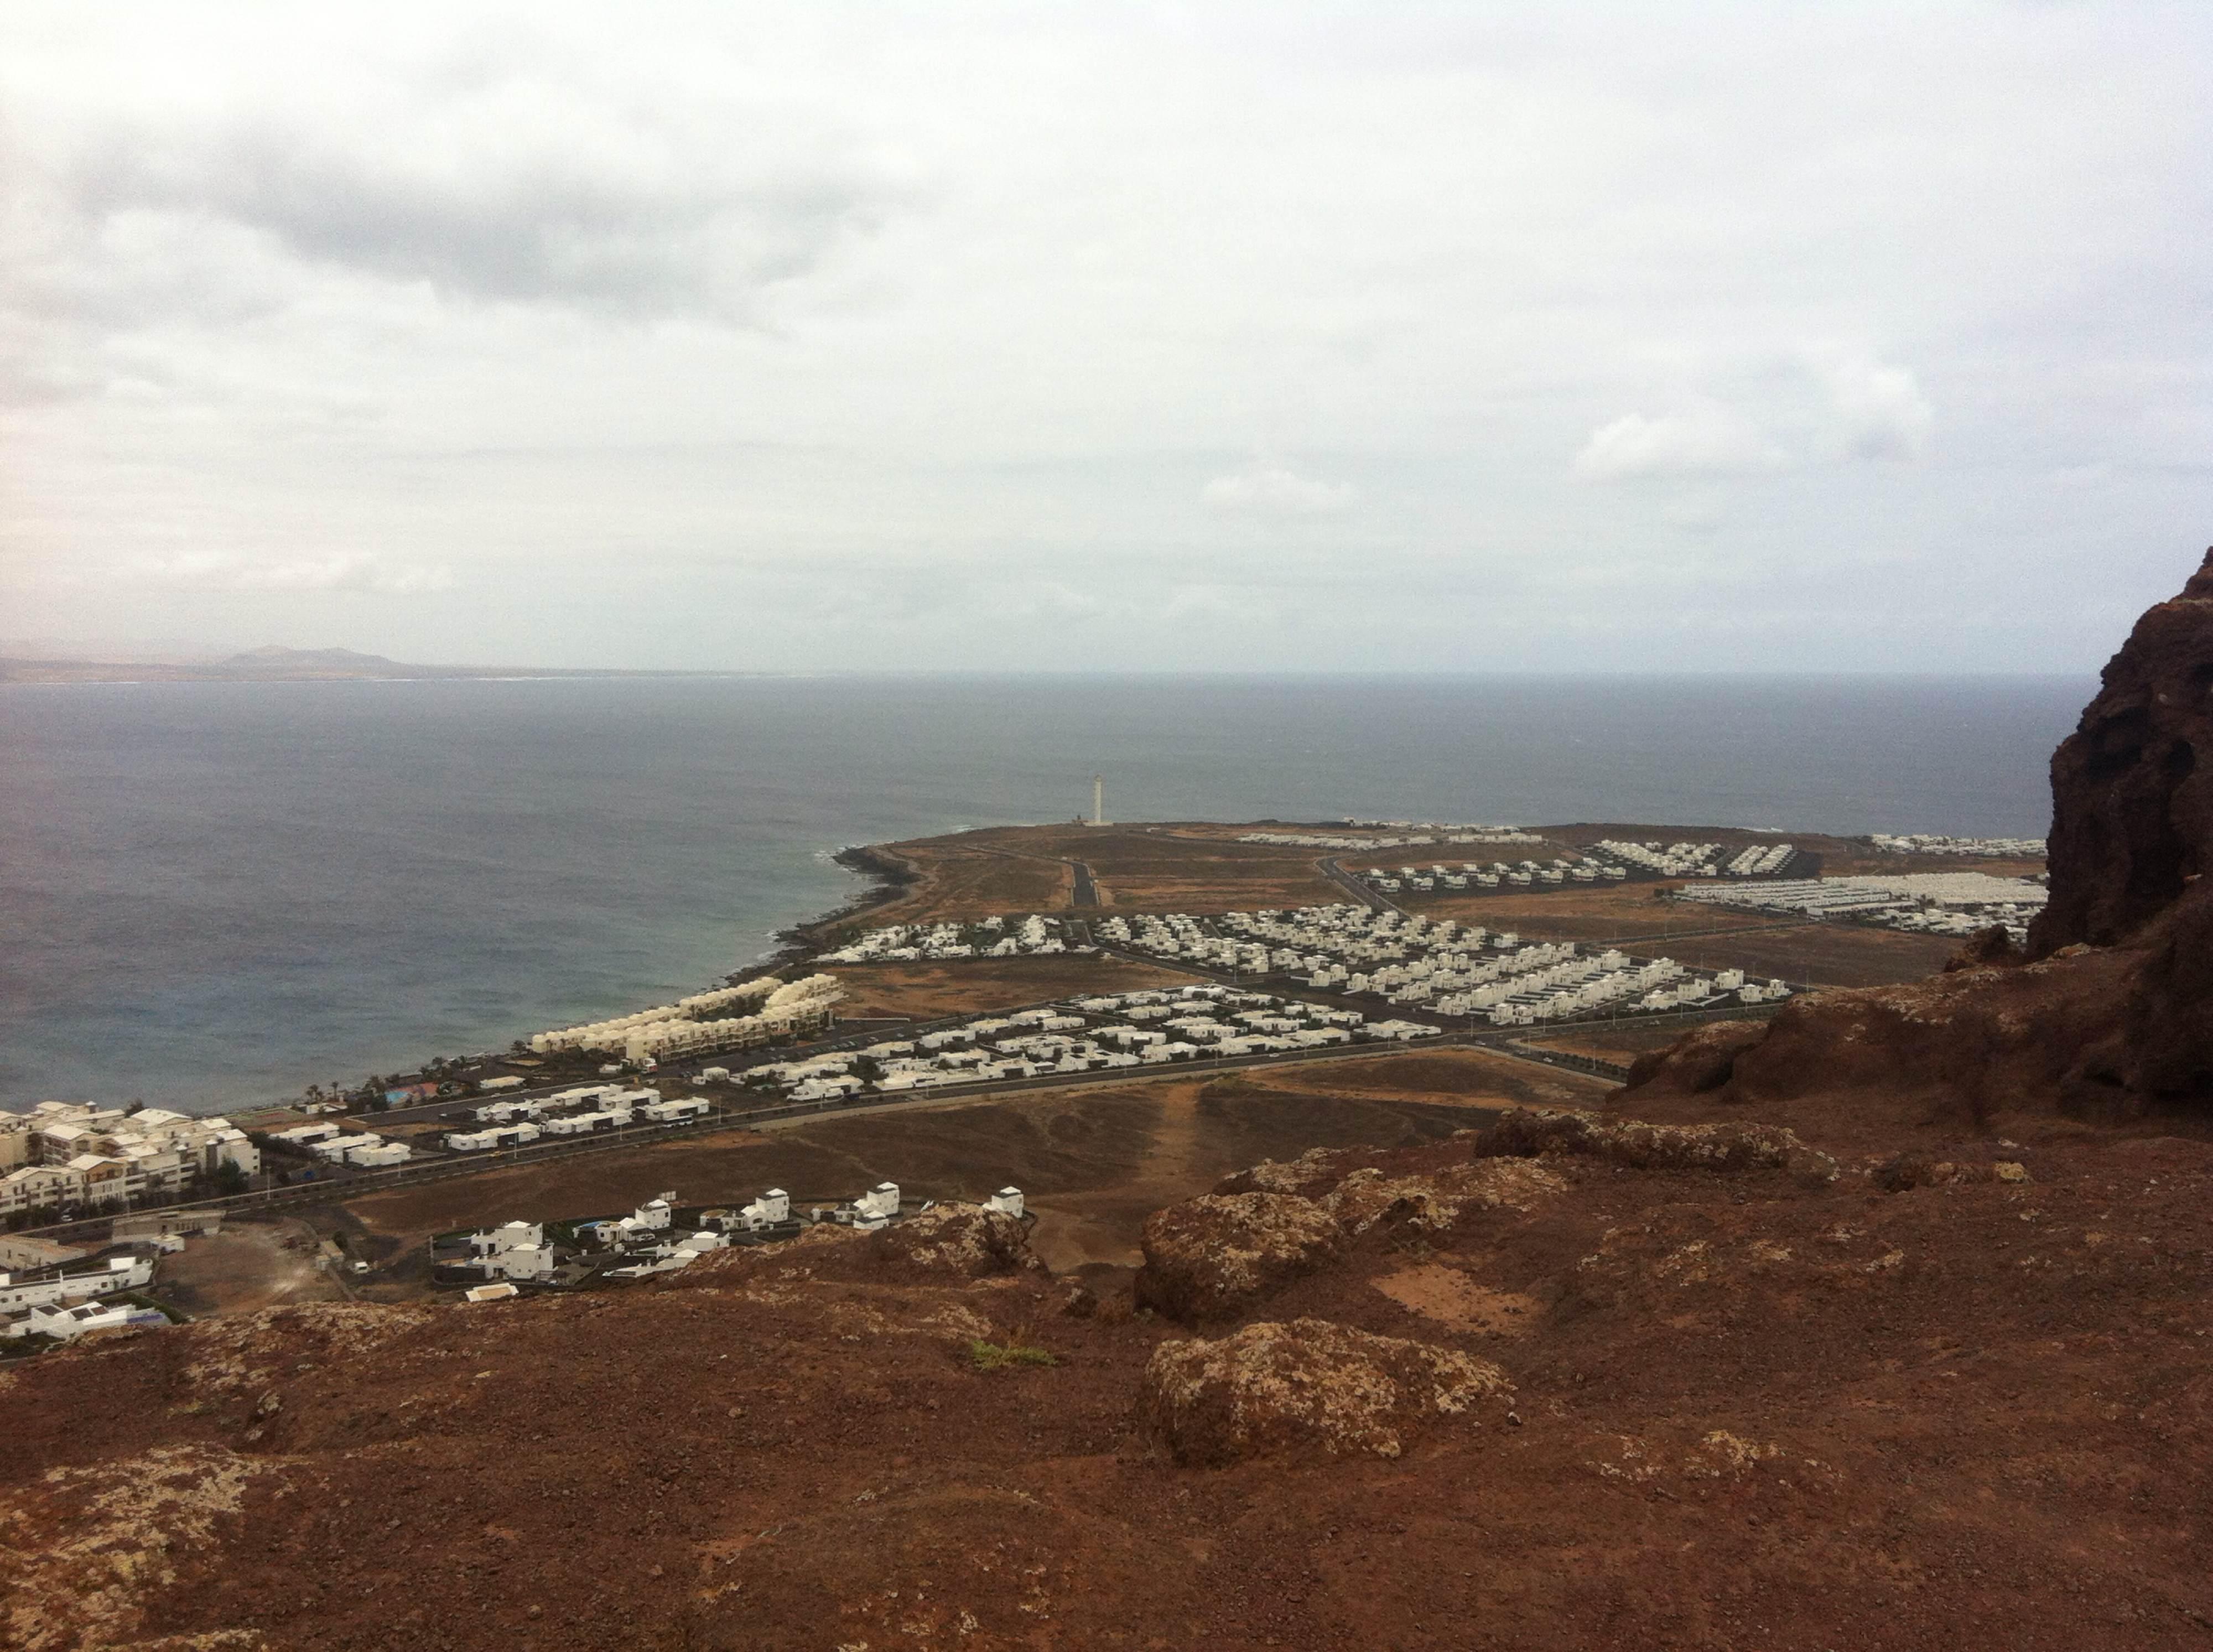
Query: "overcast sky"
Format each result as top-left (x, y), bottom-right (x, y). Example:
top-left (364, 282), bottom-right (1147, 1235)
top-left (3, 2), bottom-right (2208, 672)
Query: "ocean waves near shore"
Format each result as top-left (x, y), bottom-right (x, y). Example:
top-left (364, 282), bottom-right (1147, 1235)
top-left (0, 672), bottom-right (2083, 1112)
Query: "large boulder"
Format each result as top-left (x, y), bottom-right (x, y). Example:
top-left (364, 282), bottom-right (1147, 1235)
top-left (2032, 546), bottom-right (2213, 957)
top-left (1622, 1020), bottom-right (1768, 1093)
top-left (867, 1202), bottom-right (1045, 1278)
top-left (1321, 1157), bottom-right (1568, 1234)
top-left (682, 1203), bottom-right (1043, 1287)
top-left (1143, 1318), bottom-right (1514, 1465)
top-left (1133, 1193), bottom-right (1342, 1323)
top-left (1477, 1107), bottom-right (1838, 1184)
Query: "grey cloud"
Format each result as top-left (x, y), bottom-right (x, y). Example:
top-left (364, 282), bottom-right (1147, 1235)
top-left (66, 117), bottom-right (897, 319)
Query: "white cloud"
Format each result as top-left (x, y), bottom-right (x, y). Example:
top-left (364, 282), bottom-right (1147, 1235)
top-left (1807, 348), bottom-right (1935, 461)
top-left (131, 553), bottom-right (455, 596)
top-left (1576, 350), bottom-right (1935, 480)
top-left (1202, 461), bottom-right (1355, 516)
top-left (1573, 404), bottom-right (1788, 480)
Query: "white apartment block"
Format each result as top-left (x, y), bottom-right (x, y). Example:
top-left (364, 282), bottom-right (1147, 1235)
top-left (0, 1103), bottom-right (260, 1219)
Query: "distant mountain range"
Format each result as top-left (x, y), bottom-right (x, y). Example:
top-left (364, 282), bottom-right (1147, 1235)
top-left (0, 645), bottom-right (745, 684)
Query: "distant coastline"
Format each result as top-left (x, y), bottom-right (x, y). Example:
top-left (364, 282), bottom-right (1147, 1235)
top-left (0, 645), bottom-right (766, 686)
top-left (0, 637), bottom-right (766, 677)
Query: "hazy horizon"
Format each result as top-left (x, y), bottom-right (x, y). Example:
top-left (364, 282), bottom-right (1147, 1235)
top-left (0, 636), bottom-right (2102, 684)
top-left (5, 3), bottom-right (2209, 675)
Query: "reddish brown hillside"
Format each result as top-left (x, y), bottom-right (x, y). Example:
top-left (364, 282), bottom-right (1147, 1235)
top-left (4, 1106), bottom-right (2212, 1651)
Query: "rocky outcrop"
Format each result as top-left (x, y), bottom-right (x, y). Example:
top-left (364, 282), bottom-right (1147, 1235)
top-left (1137, 1160), bottom-right (1570, 1322)
top-left (1943, 924), bottom-right (2022, 972)
top-left (1133, 1193), bottom-right (1342, 1322)
top-left (1476, 1107), bottom-right (1839, 1185)
top-left (684, 1203), bottom-right (1043, 1287)
top-left (869, 1203), bottom-right (1044, 1279)
top-left (1321, 1158), bottom-right (1568, 1234)
top-left (1621, 1020), bottom-right (1767, 1093)
top-left (1142, 1318), bottom-right (1514, 1465)
top-left (2030, 546), bottom-right (2213, 957)
top-left (1620, 547), bottom-right (2213, 1121)
top-left (1213, 1145), bottom-right (1363, 1199)
top-left (1, 1444), bottom-right (272, 1652)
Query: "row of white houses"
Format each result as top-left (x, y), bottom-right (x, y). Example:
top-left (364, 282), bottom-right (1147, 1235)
top-left (527, 974), bottom-right (843, 1064)
top-left (442, 1183), bottom-right (1031, 1291)
top-left (739, 983), bottom-right (1436, 1105)
top-left (1117, 903), bottom-right (1788, 1026)
top-left (441, 1092), bottom-right (710, 1153)
top-left (1358, 856), bottom-right (1623, 893)
top-left (1592, 840), bottom-right (1800, 879)
top-left (1872, 833), bottom-right (2045, 858)
top-left (1239, 826), bottom-right (1541, 850)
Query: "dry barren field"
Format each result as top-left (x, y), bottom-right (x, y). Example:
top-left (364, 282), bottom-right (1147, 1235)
top-left (1647, 921), bottom-right (1958, 988)
top-left (832, 954), bottom-right (1197, 1020)
top-left (1404, 885), bottom-right (1961, 987)
top-left (1521, 1020), bottom-right (1739, 1062)
top-left (334, 1046), bottom-right (1610, 1280)
top-left (857, 823), bottom-right (1349, 922)
top-left (155, 1222), bottom-right (345, 1317)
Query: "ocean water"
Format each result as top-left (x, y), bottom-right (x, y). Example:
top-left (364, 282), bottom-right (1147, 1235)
top-left (0, 673), bottom-right (2087, 1113)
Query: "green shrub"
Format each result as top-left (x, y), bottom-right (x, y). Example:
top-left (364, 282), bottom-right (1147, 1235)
top-left (966, 1337), bottom-right (1057, 1372)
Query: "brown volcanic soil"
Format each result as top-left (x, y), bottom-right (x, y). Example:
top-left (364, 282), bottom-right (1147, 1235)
top-left (1523, 1020), bottom-right (1724, 1061)
top-left (848, 832), bottom-right (1076, 926)
top-left (860, 823), bottom-right (1348, 922)
top-left (832, 954), bottom-right (1197, 1020)
top-left (9, 1096), bottom-right (2213, 1651)
top-left (154, 1223), bottom-right (344, 1318)
top-left (1641, 920), bottom-right (1959, 988)
top-left (334, 1049), bottom-right (1609, 1268)
top-left (1410, 885), bottom-right (1957, 988)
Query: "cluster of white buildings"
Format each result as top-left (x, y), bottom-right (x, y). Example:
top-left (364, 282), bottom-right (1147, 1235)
top-left (818, 914), bottom-right (1071, 964)
top-left (1671, 872), bottom-right (2048, 943)
top-left (259, 1084), bottom-right (717, 1171)
top-left (0, 1103), bottom-right (261, 1222)
top-left (1357, 856), bottom-right (1623, 894)
top-left (267, 1120), bottom-right (414, 1169)
top-left (1109, 903), bottom-right (1787, 1024)
top-left (1178, 904), bottom-right (1786, 1026)
top-left (0, 1250), bottom-right (154, 1317)
top-left (1593, 840), bottom-right (1804, 879)
top-left (439, 1181), bottom-right (1028, 1292)
top-left (1872, 833), bottom-right (2046, 859)
top-left (0, 1244), bottom-right (167, 1344)
top-left (440, 1087), bottom-right (710, 1153)
top-left (527, 973), bottom-right (843, 1066)
top-left (743, 983), bottom-right (1424, 1105)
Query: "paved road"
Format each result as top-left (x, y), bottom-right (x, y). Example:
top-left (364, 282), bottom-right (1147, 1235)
top-left (1317, 857), bottom-right (1403, 915)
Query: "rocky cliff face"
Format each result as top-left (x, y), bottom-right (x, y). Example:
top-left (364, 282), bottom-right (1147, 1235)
top-left (1622, 546), bottom-right (2213, 1122)
top-left (2032, 547), bottom-right (2213, 955)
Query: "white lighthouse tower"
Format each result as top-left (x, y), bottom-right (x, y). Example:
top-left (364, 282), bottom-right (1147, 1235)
top-left (1092, 775), bottom-right (1107, 827)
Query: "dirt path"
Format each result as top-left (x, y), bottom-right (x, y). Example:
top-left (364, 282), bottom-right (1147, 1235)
top-left (1025, 1080), bottom-right (1210, 1273)
top-left (156, 1223), bottom-right (344, 1318)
